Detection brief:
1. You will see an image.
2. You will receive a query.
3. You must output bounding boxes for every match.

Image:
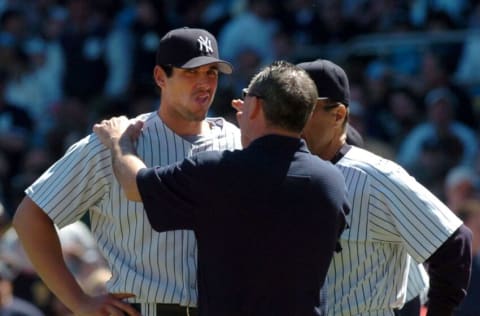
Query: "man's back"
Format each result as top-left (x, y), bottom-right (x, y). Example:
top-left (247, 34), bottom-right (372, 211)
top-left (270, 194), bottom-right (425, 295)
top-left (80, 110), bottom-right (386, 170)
top-left (138, 135), bottom-right (349, 315)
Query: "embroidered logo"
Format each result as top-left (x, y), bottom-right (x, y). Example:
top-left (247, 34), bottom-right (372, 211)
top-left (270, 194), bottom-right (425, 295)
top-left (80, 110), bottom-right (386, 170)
top-left (197, 36), bottom-right (214, 54)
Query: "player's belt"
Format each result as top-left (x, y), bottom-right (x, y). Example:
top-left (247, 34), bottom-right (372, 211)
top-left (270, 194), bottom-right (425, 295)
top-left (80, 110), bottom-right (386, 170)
top-left (131, 303), bottom-right (198, 316)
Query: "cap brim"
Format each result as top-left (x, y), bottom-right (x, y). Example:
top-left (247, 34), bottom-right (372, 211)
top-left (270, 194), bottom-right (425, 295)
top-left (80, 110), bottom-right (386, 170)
top-left (181, 56), bottom-right (233, 74)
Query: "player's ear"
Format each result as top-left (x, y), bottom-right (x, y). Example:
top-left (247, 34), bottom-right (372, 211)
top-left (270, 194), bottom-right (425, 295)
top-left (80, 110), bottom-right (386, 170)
top-left (153, 65), bottom-right (167, 89)
top-left (335, 104), bottom-right (347, 123)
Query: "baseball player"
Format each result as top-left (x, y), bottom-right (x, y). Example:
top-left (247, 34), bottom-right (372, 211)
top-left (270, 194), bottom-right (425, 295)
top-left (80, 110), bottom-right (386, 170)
top-left (346, 124), bottom-right (429, 316)
top-left (13, 27), bottom-right (241, 316)
top-left (298, 59), bottom-right (472, 316)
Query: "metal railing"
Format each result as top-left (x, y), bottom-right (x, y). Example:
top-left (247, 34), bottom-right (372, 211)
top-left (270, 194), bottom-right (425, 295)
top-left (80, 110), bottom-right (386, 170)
top-left (294, 29), bottom-right (480, 62)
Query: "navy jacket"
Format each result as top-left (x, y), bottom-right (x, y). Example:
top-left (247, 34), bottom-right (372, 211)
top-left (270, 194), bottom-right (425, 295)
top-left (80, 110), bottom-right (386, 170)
top-left (137, 135), bottom-right (350, 316)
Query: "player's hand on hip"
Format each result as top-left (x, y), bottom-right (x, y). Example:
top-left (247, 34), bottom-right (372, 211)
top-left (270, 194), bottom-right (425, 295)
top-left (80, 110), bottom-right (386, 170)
top-left (93, 116), bottom-right (144, 149)
top-left (72, 292), bottom-right (140, 316)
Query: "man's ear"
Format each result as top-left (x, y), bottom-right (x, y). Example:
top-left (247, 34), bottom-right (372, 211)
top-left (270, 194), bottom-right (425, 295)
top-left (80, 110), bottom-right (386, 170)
top-left (249, 98), bottom-right (263, 120)
top-left (335, 104), bottom-right (348, 126)
top-left (153, 65), bottom-right (167, 89)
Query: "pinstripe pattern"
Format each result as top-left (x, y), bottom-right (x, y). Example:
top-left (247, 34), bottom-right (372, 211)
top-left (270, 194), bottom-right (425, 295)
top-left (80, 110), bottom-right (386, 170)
top-left (26, 112), bottom-right (241, 312)
top-left (327, 146), bottom-right (462, 316)
top-left (405, 261), bottom-right (428, 303)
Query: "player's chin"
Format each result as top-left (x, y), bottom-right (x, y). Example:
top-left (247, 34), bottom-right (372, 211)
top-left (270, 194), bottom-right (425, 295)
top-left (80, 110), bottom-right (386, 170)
top-left (195, 103), bottom-right (214, 117)
top-left (187, 108), bottom-right (209, 122)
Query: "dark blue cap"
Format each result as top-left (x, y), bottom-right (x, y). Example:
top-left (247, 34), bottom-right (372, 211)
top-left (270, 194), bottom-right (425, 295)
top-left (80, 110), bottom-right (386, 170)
top-left (297, 59), bottom-right (350, 106)
top-left (156, 27), bottom-right (233, 74)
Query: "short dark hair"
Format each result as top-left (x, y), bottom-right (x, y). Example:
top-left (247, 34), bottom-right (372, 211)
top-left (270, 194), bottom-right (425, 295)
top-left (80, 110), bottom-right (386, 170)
top-left (248, 60), bottom-right (317, 133)
top-left (153, 65), bottom-right (173, 97)
top-left (159, 64), bottom-right (173, 77)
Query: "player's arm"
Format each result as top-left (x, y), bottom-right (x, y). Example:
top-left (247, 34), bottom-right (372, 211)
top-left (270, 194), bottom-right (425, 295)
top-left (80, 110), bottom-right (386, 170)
top-left (13, 197), bottom-right (87, 310)
top-left (424, 224), bottom-right (472, 316)
top-left (93, 116), bottom-right (145, 201)
top-left (13, 197), bottom-right (140, 316)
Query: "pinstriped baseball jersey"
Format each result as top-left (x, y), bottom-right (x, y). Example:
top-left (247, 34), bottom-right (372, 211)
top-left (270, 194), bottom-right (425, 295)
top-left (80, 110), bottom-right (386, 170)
top-left (405, 260), bottom-right (428, 302)
top-left (25, 111), bottom-right (241, 310)
top-left (327, 146), bottom-right (462, 316)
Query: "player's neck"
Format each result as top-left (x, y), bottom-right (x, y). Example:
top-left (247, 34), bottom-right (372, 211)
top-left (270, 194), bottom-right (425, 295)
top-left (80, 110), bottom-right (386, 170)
top-left (321, 137), bottom-right (346, 161)
top-left (158, 109), bottom-right (210, 136)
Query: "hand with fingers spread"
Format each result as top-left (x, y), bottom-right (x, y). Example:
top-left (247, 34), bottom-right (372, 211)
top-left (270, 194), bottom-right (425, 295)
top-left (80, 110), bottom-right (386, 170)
top-left (72, 293), bottom-right (140, 316)
top-left (93, 116), bottom-right (144, 150)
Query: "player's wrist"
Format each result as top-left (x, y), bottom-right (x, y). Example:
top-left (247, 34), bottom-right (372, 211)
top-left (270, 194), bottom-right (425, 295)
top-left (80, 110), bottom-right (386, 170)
top-left (65, 291), bottom-right (92, 315)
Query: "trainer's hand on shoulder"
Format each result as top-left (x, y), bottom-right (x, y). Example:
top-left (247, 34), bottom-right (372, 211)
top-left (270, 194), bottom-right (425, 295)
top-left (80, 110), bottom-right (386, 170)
top-left (73, 293), bottom-right (140, 316)
top-left (93, 116), bottom-right (144, 149)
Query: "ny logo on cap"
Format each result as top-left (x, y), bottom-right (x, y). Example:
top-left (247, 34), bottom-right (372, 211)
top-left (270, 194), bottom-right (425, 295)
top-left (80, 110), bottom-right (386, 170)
top-left (197, 36), bottom-right (213, 54)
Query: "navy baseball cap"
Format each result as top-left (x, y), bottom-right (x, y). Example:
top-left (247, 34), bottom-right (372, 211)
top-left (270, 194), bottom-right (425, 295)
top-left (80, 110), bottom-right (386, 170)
top-left (297, 59), bottom-right (350, 106)
top-left (156, 27), bottom-right (233, 74)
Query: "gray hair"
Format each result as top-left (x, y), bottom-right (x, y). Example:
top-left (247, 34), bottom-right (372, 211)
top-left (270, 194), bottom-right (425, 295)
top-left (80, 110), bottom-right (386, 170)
top-left (248, 60), bottom-right (318, 133)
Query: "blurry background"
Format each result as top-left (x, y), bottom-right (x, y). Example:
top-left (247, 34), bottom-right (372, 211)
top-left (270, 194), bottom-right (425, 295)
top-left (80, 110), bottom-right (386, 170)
top-left (1, 0), bottom-right (480, 315)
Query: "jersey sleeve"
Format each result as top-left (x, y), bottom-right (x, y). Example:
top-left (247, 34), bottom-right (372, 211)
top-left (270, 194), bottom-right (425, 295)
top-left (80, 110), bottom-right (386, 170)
top-left (372, 162), bottom-right (462, 263)
top-left (25, 133), bottom-right (114, 228)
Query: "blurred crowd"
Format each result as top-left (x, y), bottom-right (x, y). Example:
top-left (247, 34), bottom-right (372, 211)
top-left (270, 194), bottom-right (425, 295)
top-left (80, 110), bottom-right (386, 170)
top-left (0, 0), bottom-right (480, 314)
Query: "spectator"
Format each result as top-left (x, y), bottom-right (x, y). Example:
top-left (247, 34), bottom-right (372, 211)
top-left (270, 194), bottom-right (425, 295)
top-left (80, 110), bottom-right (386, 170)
top-left (0, 261), bottom-right (44, 316)
top-left (127, 0), bottom-right (171, 97)
top-left (45, 97), bottom-right (91, 159)
top-left (278, 0), bottom-right (321, 46)
top-left (416, 50), bottom-right (476, 128)
top-left (0, 69), bottom-right (33, 214)
top-left (4, 37), bottom-right (63, 144)
top-left (444, 166), bottom-right (479, 214)
top-left (0, 224), bottom-right (51, 314)
top-left (376, 87), bottom-right (423, 147)
top-left (218, 0), bottom-right (279, 68)
top-left (57, 221), bottom-right (107, 284)
top-left (454, 2), bottom-right (480, 97)
top-left (411, 0), bottom-right (470, 28)
top-left (0, 8), bottom-right (27, 46)
top-left (313, 0), bottom-right (359, 44)
top-left (58, 0), bottom-right (130, 102)
top-left (397, 87), bottom-right (478, 179)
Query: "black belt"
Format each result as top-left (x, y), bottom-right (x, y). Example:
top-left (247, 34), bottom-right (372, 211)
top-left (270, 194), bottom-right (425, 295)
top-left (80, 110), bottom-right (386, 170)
top-left (130, 303), bottom-right (198, 316)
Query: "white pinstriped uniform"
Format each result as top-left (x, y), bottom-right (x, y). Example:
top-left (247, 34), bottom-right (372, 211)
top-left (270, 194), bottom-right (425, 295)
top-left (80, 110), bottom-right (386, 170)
top-left (327, 146), bottom-right (462, 316)
top-left (26, 112), bottom-right (241, 315)
top-left (405, 260), bottom-right (428, 303)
